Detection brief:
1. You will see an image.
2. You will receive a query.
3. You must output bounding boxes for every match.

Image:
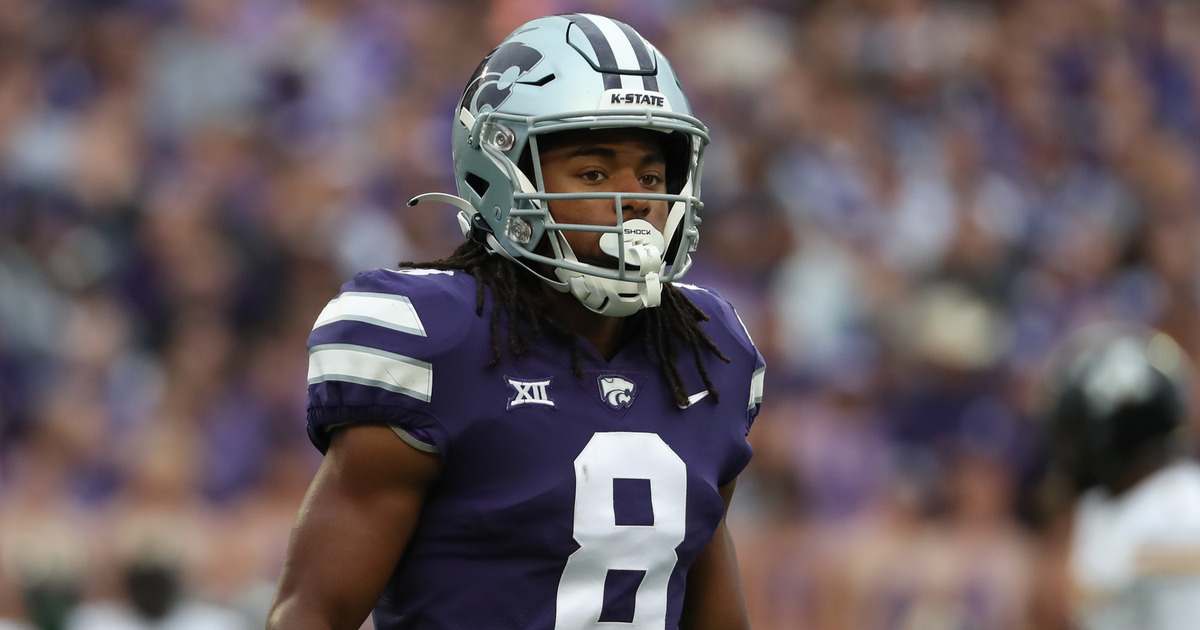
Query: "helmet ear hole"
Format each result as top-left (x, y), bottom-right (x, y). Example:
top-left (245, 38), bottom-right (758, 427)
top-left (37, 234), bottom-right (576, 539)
top-left (466, 173), bottom-right (490, 197)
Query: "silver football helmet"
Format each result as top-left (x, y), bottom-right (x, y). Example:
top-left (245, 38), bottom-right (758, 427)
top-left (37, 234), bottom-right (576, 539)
top-left (410, 13), bottom-right (709, 317)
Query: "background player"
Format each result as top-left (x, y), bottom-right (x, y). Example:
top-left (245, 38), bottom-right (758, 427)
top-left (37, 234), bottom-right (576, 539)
top-left (1042, 323), bottom-right (1200, 630)
top-left (266, 13), bottom-right (763, 630)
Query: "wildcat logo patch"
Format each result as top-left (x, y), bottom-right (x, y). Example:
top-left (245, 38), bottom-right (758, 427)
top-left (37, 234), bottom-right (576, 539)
top-left (597, 375), bottom-right (637, 410)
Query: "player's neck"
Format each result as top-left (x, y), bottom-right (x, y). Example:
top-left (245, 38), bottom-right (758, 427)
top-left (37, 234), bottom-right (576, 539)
top-left (541, 284), bottom-right (629, 360)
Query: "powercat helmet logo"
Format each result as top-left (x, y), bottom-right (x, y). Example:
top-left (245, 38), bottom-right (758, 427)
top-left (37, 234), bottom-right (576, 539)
top-left (460, 42), bottom-right (545, 113)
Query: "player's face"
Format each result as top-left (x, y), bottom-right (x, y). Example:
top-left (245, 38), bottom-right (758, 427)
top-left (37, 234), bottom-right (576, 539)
top-left (537, 129), bottom-right (669, 266)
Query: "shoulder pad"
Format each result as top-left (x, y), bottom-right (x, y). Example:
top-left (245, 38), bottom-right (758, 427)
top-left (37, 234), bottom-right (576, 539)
top-left (304, 268), bottom-right (482, 452)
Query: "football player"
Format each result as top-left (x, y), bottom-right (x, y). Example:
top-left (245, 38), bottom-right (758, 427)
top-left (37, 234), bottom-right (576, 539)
top-left (267, 14), bottom-right (764, 630)
top-left (1043, 323), bottom-right (1200, 630)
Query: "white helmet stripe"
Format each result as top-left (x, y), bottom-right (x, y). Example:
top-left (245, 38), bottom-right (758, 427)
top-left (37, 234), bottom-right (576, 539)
top-left (568, 14), bottom-right (621, 90)
top-left (586, 15), bottom-right (647, 91)
top-left (569, 14), bottom-right (648, 92)
top-left (612, 19), bottom-right (659, 91)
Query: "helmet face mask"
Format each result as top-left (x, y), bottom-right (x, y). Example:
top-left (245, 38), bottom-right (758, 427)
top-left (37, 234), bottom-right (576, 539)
top-left (412, 13), bottom-right (709, 317)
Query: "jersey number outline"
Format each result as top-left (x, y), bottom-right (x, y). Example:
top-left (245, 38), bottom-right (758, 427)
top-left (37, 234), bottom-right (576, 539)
top-left (556, 432), bottom-right (687, 628)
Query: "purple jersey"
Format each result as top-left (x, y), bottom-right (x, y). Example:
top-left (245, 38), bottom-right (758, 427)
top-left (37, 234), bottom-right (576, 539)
top-left (306, 268), bottom-right (764, 629)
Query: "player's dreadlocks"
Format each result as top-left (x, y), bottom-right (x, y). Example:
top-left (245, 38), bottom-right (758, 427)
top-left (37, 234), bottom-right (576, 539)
top-left (399, 240), bottom-right (729, 408)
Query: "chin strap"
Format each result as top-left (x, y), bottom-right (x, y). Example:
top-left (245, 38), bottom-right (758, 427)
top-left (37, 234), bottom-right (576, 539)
top-left (642, 272), bottom-right (662, 308)
top-left (566, 219), bottom-right (667, 315)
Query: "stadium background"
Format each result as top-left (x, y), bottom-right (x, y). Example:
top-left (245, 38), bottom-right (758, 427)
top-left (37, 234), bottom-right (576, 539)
top-left (1, 0), bottom-right (1199, 628)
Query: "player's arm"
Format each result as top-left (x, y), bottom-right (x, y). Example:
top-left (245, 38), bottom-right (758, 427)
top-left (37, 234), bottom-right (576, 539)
top-left (680, 479), bottom-right (753, 630)
top-left (267, 424), bottom-right (441, 630)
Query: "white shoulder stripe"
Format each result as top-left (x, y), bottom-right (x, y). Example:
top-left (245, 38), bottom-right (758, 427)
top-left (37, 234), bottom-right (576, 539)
top-left (748, 366), bottom-right (765, 411)
top-left (308, 343), bottom-right (433, 402)
top-left (313, 292), bottom-right (426, 337)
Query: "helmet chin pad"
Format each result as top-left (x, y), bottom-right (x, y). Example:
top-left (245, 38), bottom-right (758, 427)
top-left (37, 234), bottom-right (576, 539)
top-left (556, 268), bottom-right (663, 317)
top-left (551, 219), bottom-right (666, 317)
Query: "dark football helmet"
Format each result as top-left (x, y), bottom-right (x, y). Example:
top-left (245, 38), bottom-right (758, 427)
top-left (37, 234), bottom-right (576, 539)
top-left (1044, 323), bottom-right (1192, 493)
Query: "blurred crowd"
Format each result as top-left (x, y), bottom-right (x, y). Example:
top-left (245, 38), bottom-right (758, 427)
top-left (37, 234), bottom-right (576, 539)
top-left (1, 0), bottom-right (1199, 628)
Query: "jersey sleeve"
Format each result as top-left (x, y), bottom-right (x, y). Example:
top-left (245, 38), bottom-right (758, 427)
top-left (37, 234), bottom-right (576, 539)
top-left (305, 268), bottom-right (475, 454)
